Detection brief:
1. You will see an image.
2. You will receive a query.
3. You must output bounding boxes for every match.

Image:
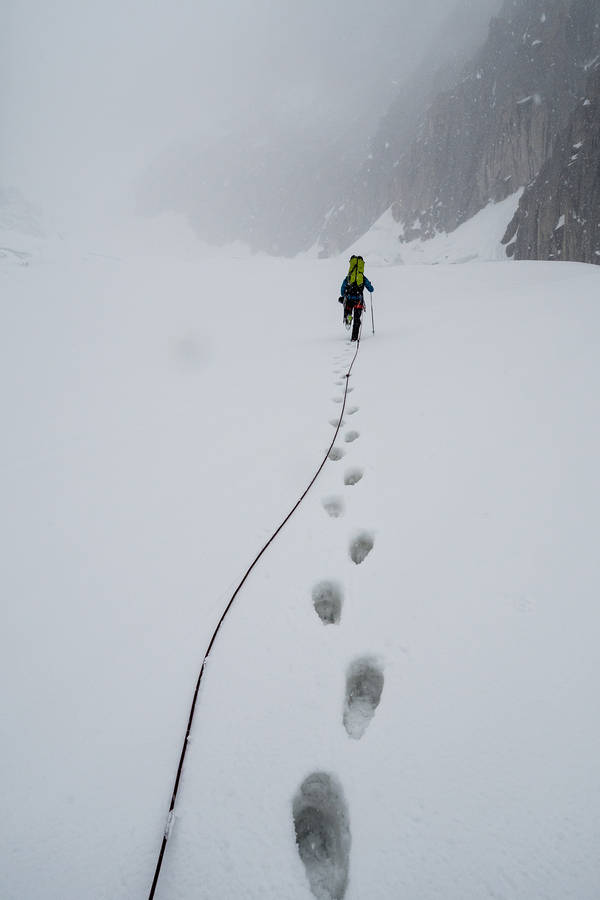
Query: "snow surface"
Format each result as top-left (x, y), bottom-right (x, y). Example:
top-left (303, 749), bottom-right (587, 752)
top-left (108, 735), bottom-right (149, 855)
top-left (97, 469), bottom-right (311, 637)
top-left (2, 227), bottom-right (600, 900)
top-left (352, 191), bottom-right (522, 266)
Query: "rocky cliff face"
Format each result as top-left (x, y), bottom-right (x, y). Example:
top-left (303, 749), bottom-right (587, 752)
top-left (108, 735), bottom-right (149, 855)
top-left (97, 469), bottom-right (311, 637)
top-left (317, 1), bottom-right (498, 255)
top-left (320, 0), bottom-right (600, 258)
top-left (503, 61), bottom-right (600, 263)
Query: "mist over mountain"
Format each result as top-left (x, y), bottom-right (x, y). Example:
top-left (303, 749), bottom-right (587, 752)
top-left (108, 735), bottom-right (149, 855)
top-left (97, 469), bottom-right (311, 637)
top-left (3, 0), bottom-right (482, 234)
top-left (137, 0), bottom-right (600, 268)
top-left (4, 0), bottom-right (599, 266)
top-left (135, 0), bottom-right (500, 255)
top-left (317, 0), bottom-right (503, 255)
top-left (0, 188), bottom-right (45, 237)
top-left (321, 0), bottom-right (600, 261)
top-left (137, 122), bottom-right (368, 256)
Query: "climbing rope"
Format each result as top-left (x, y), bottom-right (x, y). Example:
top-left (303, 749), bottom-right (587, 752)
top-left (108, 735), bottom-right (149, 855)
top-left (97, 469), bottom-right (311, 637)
top-left (147, 324), bottom-right (363, 899)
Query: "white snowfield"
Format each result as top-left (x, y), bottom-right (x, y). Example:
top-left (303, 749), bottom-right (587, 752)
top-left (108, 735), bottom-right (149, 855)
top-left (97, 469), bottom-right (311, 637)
top-left (2, 240), bottom-right (600, 900)
top-left (355, 189), bottom-right (523, 266)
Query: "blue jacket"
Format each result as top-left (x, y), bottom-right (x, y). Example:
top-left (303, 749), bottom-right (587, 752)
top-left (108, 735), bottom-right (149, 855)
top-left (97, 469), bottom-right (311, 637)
top-left (341, 275), bottom-right (374, 296)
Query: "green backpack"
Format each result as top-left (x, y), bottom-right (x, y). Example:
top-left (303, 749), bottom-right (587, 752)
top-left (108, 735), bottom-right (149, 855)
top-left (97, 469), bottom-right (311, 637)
top-left (347, 255), bottom-right (365, 290)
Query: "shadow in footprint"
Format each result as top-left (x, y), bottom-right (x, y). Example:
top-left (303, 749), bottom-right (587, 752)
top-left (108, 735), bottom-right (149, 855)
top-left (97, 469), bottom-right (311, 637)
top-left (329, 418), bottom-right (345, 428)
top-left (332, 397), bottom-right (343, 404)
top-left (344, 468), bottom-right (364, 486)
top-left (344, 431), bottom-right (359, 444)
top-left (293, 772), bottom-right (351, 900)
top-left (322, 496), bottom-right (345, 519)
top-left (343, 658), bottom-right (384, 740)
top-left (312, 581), bottom-right (343, 625)
top-left (328, 447), bottom-right (345, 461)
top-left (349, 531), bottom-right (374, 564)
top-left (347, 406), bottom-right (359, 415)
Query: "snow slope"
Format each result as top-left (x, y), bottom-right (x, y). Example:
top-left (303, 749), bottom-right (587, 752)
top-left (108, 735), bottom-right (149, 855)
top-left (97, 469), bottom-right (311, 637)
top-left (353, 190), bottom-right (522, 266)
top-left (2, 241), bottom-right (600, 899)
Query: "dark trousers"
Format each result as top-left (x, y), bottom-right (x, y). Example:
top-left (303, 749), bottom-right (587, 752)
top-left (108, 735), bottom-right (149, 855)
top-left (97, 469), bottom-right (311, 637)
top-left (344, 295), bottom-right (364, 341)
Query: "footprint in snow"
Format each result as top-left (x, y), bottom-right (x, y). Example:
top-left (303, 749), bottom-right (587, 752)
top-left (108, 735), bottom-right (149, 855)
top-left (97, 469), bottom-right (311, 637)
top-left (347, 406), bottom-right (359, 416)
top-left (321, 496), bottom-right (345, 519)
top-left (328, 447), bottom-right (345, 461)
top-left (293, 772), bottom-right (351, 900)
top-left (312, 581), bottom-right (343, 625)
top-left (329, 418), bottom-right (345, 428)
top-left (349, 531), bottom-right (374, 564)
top-left (343, 657), bottom-right (384, 740)
top-left (344, 467), bottom-right (364, 486)
top-left (332, 397), bottom-right (343, 404)
top-left (344, 431), bottom-right (359, 444)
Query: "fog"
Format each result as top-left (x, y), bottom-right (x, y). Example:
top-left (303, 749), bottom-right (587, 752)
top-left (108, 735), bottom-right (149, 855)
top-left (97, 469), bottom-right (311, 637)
top-left (2, 0), bottom-right (499, 231)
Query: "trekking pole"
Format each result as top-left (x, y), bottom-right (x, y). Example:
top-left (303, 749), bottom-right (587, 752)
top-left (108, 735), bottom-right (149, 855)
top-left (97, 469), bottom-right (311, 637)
top-left (370, 293), bottom-right (375, 335)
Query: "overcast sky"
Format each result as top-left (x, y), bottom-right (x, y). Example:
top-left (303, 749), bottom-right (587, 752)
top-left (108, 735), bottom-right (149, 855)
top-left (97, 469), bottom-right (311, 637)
top-left (2, 0), bottom-right (499, 226)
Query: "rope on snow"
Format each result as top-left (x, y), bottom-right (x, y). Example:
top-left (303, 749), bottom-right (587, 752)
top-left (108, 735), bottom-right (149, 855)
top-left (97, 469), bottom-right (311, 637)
top-left (147, 322), bottom-right (364, 899)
